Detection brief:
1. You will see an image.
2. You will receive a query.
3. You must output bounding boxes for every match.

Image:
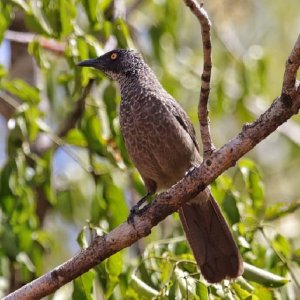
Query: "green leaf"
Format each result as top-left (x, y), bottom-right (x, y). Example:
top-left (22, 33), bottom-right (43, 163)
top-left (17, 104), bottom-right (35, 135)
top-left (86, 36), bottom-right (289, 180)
top-left (23, 106), bottom-right (42, 141)
top-left (253, 286), bottom-right (274, 300)
top-left (1, 225), bottom-right (19, 259)
top-left (1, 79), bottom-right (40, 104)
top-left (135, 261), bottom-right (156, 292)
top-left (239, 159), bottom-right (265, 214)
top-left (160, 260), bottom-right (172, 284)
top-left (174, 266), bottom-right (200, 298)
top-left (16, 252), bottom-right (35, 272)
top-left (90, 181), bottom-right (108, 223)
top-left (82, 0), bottom-right (100, 25)
top-left (28, 39), bottom-right (50, 69)
top-left (131, 273), bottom-right (159, 298)
top-left (64, 129), bottom-right (88, 147)
top-left (293, 248), bottom-right (300, 264)
top-left (271, 234), bottom-right (291, 259)
top-left (104, 181), bottom-right (128, 227)
top-left (32, 230), bottom-right (52, 250)
top-left (0, 3), bottom-right (11, 42)
top-left (76, 225), bottom-right (98, 249)
top-left (265, 199), bottom-right (300, 221)
top-left (59, 0), bottom-right (76, 37)
top-left (0, 65), bottom-right (7, 78)
top-left (81, 113), bottom-right (106, 153)
top-left (113, 18), bottom-right (133, 49)
top-left (222, 192), bottom-right (240, 224)
top-left (235, 276), bottom-right (255, 293)
top-left (195, 281), bottom-right (208, 300)
top-left (101, 20), bottom-right (112, 39)
top-left (243, 262), bottom-right (289, 287)
top-left (103, 83), bottom-right (118, 131)
top-left (8, 0), bottom-right (30, 12)
top-left (26, 2), bottom-right (53, 36)
top-left (99, 0), bottom-right (112, 12)
top-left (168, 280), bottom-right (179, 299)
top-left (37, 151), bottom-right (56, 205)
top-left (232, 282), bottom-right (258, 300)
top-left (105, 251), bottom-right (123, 277)
top-left (73, 269), bottom-right (95, 300)
top-left (105, 275), bottom-right (119, 299)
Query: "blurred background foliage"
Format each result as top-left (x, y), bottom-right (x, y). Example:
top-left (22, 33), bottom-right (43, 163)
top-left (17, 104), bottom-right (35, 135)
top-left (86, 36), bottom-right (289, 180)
top-left (0, 0), bottom-right (300, 299)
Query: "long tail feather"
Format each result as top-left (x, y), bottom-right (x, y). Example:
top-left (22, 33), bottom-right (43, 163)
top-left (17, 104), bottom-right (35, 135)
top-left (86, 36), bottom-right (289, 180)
top-left (179, 192), bottom-right (244, 283)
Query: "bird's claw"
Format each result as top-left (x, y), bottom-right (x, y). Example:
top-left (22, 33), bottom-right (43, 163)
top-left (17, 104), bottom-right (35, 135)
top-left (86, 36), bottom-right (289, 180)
top-left (127, 204), bottom-right (140, 224)
top-left (127, 192), bottom-right (152, 223)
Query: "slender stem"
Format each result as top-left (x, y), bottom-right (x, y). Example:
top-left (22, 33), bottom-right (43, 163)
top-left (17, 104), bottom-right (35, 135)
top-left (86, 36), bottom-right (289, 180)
top-left (183, 0), bottom-right (215, 157)
top-left (282, 34), bottom-right (300, 95)
top-left (5, 30), bottom-right (65, 54)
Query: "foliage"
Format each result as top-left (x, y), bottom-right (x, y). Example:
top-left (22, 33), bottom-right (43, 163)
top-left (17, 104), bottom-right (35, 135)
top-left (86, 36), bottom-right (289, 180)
top-left (0, 0), bottom-right (300, 299)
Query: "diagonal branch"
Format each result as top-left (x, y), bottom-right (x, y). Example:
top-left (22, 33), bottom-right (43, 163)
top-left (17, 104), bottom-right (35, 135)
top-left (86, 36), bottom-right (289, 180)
top-left (183, 0), bottom-right (215, 157)
top-left (5, 30), bottom-right (65, 54)
top-left (4, 34), bottom-right (300, 300)
top-left (0, 91), bottom-right (20, 119)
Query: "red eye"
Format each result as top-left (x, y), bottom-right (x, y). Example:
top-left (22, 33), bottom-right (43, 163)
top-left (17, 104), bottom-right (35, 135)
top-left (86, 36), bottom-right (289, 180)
top-left (110, 53), bottom-right (118, 60)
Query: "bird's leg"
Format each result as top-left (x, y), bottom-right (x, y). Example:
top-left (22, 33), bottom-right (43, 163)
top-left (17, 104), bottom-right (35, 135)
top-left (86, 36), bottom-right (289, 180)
top-left (127, 192), bottom-right (152, 223)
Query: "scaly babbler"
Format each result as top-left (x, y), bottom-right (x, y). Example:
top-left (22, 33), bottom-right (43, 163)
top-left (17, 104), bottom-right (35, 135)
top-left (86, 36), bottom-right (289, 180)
top-left (78, 49), bottom-right (244, 283)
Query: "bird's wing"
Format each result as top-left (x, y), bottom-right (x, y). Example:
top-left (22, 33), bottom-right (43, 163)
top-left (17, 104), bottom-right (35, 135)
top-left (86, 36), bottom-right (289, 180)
top-left (166, 98), bottom-right (200, 152)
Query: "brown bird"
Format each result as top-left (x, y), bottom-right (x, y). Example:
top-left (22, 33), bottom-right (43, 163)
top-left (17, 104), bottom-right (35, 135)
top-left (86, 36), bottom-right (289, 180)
top-left (78, 49), bottom-right (244, 283)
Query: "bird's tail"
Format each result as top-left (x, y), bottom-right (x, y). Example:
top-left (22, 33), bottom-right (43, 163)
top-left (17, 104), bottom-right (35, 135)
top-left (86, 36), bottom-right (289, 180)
top-left (179, 191), bottom-right (244, 283)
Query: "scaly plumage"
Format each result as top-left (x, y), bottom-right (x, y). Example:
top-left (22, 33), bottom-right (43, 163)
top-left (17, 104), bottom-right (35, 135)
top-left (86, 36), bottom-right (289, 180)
top-left (78, 49), bottom-right (244, 283)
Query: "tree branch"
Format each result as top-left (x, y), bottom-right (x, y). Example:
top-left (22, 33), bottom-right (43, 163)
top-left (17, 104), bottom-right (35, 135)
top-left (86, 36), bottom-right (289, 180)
top-left (0, 91), bottom-right (20, 119)
top-left (4, 33), bottom-right (300, 300)
top-left (5, 30), bottom-right (65, 55)
top-left (183, 0), bottom-right (215, 157)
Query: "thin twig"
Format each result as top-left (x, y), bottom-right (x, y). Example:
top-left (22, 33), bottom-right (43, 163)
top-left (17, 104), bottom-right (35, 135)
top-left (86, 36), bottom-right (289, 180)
top-left (183, 0), bottom-right (215, 157)
top-left (264, 198), bottom-right (300, 222)
top-left (0, 91), bottom-right (20, 119)
top-left (282, 34), bottom-right (300, 95)
top-left (5, 30), bottom-right (35, 44)
top-left (3, 33), bottom-right (300, 298)
top-left (0, 91), bottom-right (20, 110)
top-left (50, 136), bottom-right (94, 174)
top-left (5, 30), bottom-right (65, 54)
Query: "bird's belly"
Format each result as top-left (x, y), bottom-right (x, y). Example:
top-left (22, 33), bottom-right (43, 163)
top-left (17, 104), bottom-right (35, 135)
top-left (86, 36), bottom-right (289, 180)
top-left (120, 113), bottom-right (200, 190)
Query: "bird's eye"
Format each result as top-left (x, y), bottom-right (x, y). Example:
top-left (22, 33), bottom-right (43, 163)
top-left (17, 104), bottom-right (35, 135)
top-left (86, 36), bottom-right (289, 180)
top-left (110, 53), bottom-right (118, 60)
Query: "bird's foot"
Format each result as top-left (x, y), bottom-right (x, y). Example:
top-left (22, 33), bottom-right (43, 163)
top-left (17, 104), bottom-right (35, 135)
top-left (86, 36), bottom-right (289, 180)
top-left (127, 204), bottom-right (140, 224)
top-left (127, 192), bottom-right (152, 224)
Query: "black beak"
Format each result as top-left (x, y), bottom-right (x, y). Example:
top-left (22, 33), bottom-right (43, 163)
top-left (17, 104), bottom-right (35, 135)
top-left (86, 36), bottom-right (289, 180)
top-left (77, 58), bottom-right (99, 68)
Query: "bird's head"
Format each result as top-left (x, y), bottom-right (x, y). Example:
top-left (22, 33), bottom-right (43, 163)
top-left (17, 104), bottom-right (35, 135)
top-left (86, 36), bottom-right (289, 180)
top-left (77, 49), bottom-right (144, 81)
